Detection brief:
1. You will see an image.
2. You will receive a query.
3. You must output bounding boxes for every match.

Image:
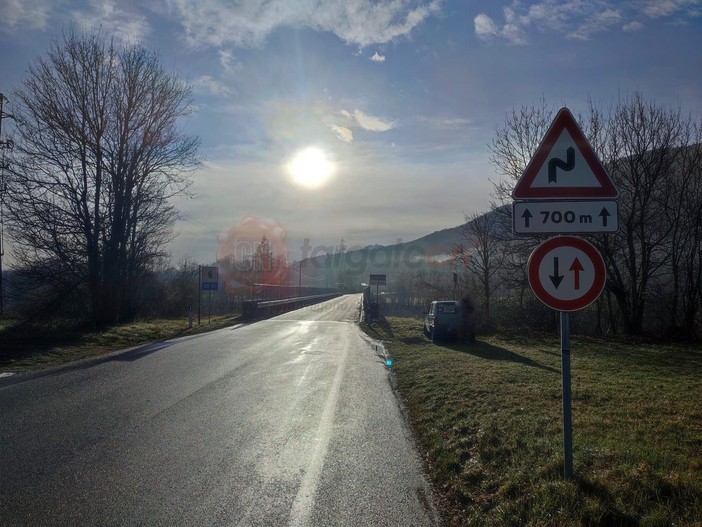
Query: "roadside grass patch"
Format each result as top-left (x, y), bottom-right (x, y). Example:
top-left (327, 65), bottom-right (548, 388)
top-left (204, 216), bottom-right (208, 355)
top-left (0, 315), bottom-right (241, 372)
top-left (363, 317), bottom-right (702, 526)
top-left (0, 319), bottom-right (17, 331)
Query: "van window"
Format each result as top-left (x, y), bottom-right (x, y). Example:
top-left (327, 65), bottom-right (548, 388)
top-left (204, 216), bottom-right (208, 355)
top-left (438, 303), bottom-right (456, 314)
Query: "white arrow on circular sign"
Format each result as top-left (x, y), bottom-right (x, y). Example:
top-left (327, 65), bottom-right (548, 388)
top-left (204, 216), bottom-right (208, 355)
top-left (527, 236), bottom-right (606, 312)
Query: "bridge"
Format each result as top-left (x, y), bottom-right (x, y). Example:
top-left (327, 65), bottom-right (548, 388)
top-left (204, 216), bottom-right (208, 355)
top-left (242, 283), bottom-right (341, 320)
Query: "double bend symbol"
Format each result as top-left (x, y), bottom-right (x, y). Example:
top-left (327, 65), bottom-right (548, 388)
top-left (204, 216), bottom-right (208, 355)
top-left (548, 146), bottom-right (575, 183)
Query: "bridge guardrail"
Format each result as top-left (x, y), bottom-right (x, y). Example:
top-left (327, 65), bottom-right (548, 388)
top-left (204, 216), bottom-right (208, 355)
top-left (242, 293), bottom-right (341, 320)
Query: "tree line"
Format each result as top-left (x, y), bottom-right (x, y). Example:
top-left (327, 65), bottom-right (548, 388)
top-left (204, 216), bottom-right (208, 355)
top-left (2, 30), bottom-right (699, 338)
top-left (455, 94), bottom-right (702, 337)
top-left (2, 29), bottom-right (198, 326)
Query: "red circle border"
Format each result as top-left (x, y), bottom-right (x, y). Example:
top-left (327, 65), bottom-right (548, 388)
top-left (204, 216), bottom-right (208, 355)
top-left (527, 236), bottom-right (606, 312)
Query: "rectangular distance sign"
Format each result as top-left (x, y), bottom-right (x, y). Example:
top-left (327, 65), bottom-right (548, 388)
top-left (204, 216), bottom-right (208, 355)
top-left (513, 200), bottom-right (618, 234)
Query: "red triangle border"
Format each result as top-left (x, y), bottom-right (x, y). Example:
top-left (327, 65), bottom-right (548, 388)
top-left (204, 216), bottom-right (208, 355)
top-left (512, 107), bottom-right (619, 199)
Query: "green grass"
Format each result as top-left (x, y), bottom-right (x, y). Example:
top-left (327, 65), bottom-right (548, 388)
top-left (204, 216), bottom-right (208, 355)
top-left (0, 315), bottom-right (241, 373)
top-left (0, 318), bottom-right (17, 331)
top-left (363, 317), bottom-right (702, 527)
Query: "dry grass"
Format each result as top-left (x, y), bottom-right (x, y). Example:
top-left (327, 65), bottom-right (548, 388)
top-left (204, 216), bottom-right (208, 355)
top-left (363, 317), bottom-right (702, 526)
top-left (0, 315), bottom-right (241, 372)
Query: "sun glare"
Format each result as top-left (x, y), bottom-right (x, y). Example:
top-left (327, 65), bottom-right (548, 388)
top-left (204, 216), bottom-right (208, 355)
top-left (285, 147), bottom-right (336, 189)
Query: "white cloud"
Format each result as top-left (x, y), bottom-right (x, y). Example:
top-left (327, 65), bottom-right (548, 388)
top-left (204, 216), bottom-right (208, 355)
top-left (2, 0), bottom-right (53, 30)
top-left (437, 118), bottom-right (473, 129)
top-left (622, 21), bottom-right (644, 31)
top-left (330, 125), bottom-right (354, 143)
top-left (474, 0), bottom-right (700, 44)
top-left (501, 6), bottom-right (528, 44)
top-left (474, 13), bottom-right (499, 40)
top-left (218, 49), bottom-right (242, 73)
top-left (474, 11), bottom-right (526, 45)
top-left (370, 51), bottom-right (386, 62)
top-left (194, 75), bottom-right (233, 97)
top-left (523, 0), bottom-right (592, 31)
top-left (567, 7), bottom-right (622, 40)
top-left (167, 0), bottom-right (441, 48)
top-left (348, 109), bottom-right (396, 132)
top-left (415, 116), bottom-right (473, 130)
top-left (71, 0), bottom-right (150, 43)
top-left (330, 108), bottom-right (395, 143)
top-left (1, 0), bottom-right (150, 40)
top-left (642, 0), bottom-right (699, 18)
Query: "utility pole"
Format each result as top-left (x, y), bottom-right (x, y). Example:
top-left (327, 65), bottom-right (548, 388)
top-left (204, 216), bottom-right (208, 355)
top-left (0, 93), bottom-right (16, 316)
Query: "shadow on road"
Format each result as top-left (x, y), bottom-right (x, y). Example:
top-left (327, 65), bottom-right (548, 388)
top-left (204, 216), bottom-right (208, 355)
top-left (112, 342), bottom-right (172, 362)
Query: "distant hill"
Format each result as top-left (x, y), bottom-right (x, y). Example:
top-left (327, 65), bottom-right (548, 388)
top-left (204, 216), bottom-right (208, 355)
top-left (296, 205), bottom-right (509, 288)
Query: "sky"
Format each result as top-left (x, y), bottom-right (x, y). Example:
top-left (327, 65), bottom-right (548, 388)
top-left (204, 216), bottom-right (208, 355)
top-left (1, 0), bottom-right (701, 265)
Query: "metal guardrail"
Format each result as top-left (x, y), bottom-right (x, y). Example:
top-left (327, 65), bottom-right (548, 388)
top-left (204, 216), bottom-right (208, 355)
top-left (257, 293), bottom-right (339, 308)
top-left (242, 293), bottom-right (341, 320)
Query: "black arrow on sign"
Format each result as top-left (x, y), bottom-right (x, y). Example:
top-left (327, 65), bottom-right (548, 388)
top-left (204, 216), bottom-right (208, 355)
top-left (548, 146), bottom-right (575, 184)
top-left (522, 208), bottom-right (533, 228)
top-left (599, 207), bottom-right (611, 227)
top-left (549, 257), bottom-right (564, 289)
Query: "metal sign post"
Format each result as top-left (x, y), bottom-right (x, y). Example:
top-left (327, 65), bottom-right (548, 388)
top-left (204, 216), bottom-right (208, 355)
top-left (199, 266), bottom-right (218, 326)
top-left (369, 274), bottom-right (387, 318)
top-left (512, 108), bottom-right (619, 480)
top-left (512, 108), bottom-right (620, 481)
top-left (529, 237), bottom-right (604, 480)
top-left (560, 311), bottom-right (573, 480)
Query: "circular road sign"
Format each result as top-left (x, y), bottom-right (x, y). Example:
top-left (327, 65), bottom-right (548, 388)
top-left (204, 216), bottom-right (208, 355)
top-left (528, 236), bottom-right (606, 312)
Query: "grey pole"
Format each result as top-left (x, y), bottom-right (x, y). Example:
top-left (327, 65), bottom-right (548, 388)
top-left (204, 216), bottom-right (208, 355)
top-left (560, 311), bottom-right (574, 480)
top-left (0, 93), bottom-right (12, 317)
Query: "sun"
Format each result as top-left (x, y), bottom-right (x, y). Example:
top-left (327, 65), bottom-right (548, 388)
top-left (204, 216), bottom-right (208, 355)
top-left (285, 147), bottom-right (336, 189)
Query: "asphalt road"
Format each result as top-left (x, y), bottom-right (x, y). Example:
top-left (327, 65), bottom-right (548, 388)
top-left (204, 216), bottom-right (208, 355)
top-left (0, 295), bottom-right (437, 526)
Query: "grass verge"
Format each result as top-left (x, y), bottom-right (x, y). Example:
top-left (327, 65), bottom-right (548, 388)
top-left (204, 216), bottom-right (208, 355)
top-left (0, 315), bottom-right (241, 373)
top-left (362, 316), bottom-right (702, 527)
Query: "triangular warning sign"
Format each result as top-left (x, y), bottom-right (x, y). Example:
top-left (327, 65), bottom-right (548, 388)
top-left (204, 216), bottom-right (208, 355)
top-left (512, 107), bottom-right (618, 199)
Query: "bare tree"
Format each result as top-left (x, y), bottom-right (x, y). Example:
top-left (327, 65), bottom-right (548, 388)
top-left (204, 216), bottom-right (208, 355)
top-left (661, 136), bottom-right (702, 334)
top-left (489, 93), bottom-right (702, 335)
top-left (452, 209), bottom-right (507, 326)
top-left (489, 98), bottom-right (556, 205)
top-left (675, 139), bottom-right (702, 335)
top-left (162, 256), bottom-right (199, 317)
top-left (488, 100), bottom-right (557, 310)
top-left (5, 29), bottom-right (198, 325)
top-left (592, 93), bottom-right (696, 334)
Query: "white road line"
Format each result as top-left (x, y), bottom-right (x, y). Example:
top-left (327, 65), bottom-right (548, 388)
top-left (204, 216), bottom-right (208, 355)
top-left (296, 362), bottom-right (312, 386)
top-left (287, 330), bottom-right (349, 526)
